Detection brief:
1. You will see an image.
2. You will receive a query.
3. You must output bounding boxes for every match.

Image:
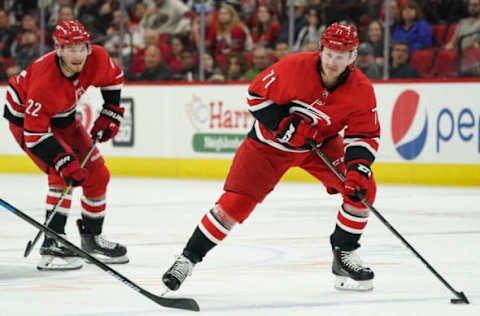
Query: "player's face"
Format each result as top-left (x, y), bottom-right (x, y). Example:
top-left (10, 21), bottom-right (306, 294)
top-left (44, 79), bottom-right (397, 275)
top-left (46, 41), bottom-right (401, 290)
top-left (320, 47), bottom-right (351, 78)
top-left (60, 43), bottom-right (89, 74)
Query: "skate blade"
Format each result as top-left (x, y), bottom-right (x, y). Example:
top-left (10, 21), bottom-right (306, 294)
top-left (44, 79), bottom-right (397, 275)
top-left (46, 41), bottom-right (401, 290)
top-left (84, 254), bottom-right (129, 264)
top-left (37, 256), bottom-right (84, 271)
top-left (334, 276), bottom-right (373, 292)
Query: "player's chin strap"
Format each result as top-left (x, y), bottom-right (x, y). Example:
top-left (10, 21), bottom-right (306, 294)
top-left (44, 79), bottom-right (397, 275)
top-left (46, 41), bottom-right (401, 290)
top-left (308, 140), bottom-right (470, 305)
top-left (23, 133), bottom-right (102, 258)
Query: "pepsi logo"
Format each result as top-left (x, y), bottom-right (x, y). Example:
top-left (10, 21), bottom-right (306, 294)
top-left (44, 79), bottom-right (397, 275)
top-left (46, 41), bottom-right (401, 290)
top-left (391, 90), bottom-right (428, 160)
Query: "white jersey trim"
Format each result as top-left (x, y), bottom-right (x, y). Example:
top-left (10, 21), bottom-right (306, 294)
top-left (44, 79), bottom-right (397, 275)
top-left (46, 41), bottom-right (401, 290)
top-left (5, 99), bottom-right (25, 117)
top-left (344, 140), bottom-right (378, 157)
top-left (249, 99), bottom-right (274, 112)
top-left (101, 84), bottom-right (123, 90)
top-left (7, 86), bottom-right (23, 105)
top-left (254, 121), bottom-right (310, 153)
top-left (24, 132), bottom-right (53, 148)
top-left (198, 222), bottom-right (221, 244)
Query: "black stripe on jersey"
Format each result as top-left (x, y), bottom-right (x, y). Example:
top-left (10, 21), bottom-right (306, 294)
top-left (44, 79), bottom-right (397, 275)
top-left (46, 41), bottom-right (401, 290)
top-left (3, 104), bottom-right (24, 127)
top-left (344, 146), bottom-right (375, 166)
top-left (27, 132), bottom-right (67, 167)
top-left (101, 89), bottom-right (121, 107)
top-left (50, 110), bottom-right (76, 128)
top-left (344, 135), bottom-right (370, 140)
top-left (8, 84), bottom-right (23, 105)
top-left (249, 100), bottom-right (290, 131)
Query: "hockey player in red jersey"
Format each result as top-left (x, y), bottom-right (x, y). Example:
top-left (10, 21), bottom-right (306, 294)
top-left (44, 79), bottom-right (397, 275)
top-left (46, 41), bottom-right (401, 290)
top-left (3, 21), bottom-right (129, 270)
top-left (162, 23), bottom-right (380, 292)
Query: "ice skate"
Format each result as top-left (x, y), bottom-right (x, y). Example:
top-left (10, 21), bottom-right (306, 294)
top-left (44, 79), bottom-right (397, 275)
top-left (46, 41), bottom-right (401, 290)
top-left (77, 219), bottom-right (129, 264)
top-left (37, 235), bottom-right (83, 271)
top-left (162, 255), bottom-right (195, 292)
top-left (332, 246), bottom-right (374, 291)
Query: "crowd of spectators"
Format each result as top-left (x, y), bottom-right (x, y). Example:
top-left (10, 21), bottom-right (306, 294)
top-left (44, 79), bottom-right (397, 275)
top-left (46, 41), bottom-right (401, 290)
top-left (0, 0), bottom-right (479, 82)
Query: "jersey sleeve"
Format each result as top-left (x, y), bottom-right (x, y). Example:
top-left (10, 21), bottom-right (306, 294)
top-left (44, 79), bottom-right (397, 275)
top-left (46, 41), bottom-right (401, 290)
top-left (23, 89), bottom-right (68, 167)
top-left (343, 84), bottom-right (380, 167)
top-left (91, 46), bottom-right (124, 93)
top-left (247, 59), bottom-right (296, 131)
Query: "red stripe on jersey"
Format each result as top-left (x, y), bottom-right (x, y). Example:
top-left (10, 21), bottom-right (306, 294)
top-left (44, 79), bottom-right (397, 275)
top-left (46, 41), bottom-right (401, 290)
top-left (81, 199), bottom-right (106, 213)
top-left (337, 212), bottom-right (368, 230)
top-left (46, 195), bottom-right (72, 209)
top-left (200, 214), bottom-right (227, 241)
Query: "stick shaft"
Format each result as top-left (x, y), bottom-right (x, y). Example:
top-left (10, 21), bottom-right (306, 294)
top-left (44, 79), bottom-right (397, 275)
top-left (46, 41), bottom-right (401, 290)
top-left (310, 144), bottom-right (468, 302)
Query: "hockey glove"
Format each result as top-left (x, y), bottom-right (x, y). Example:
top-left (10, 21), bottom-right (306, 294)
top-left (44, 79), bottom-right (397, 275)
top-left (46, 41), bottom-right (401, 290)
top-left (91, 104), bottom-right (124, 142)
top-left (344, 162), bottom-right (371, 202)
top-left (53, 153), bottom-right (89, 187)
top-left (274, 115), bottom-right (318, 148)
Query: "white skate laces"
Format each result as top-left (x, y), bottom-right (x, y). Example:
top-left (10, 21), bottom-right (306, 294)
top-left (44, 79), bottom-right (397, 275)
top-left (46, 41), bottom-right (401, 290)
top-left (332, 247), bottom-right (374, 291)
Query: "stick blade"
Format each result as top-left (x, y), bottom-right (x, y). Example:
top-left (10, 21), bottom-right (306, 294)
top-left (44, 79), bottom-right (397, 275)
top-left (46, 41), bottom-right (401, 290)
top-left (450, 292), bottom-right (470, 304)
top-left (24, 241), bottom-right (33, 257)
top-left (149, 294), bottom-right (200, 312)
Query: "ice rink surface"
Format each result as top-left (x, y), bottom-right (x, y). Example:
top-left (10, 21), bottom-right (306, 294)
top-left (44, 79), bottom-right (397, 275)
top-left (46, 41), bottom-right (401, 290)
top-left (0, 174), bottom-right (479, 316)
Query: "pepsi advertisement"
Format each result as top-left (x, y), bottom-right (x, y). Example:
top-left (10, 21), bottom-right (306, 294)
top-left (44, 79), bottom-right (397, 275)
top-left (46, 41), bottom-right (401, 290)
top-left (376, 84), bottom-right (480, 164)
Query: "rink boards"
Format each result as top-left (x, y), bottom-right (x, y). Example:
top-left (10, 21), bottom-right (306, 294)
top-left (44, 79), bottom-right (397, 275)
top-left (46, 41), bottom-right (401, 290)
top-left (0, 80), bottom-right (479, 186)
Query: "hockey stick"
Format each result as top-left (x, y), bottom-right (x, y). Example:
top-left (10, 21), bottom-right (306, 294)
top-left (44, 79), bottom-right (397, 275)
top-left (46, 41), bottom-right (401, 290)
top-left (309, 142), bottom-right (470, 305)
top-left (0, 198), bottom-right (200, 312)
top-left (24, 136), bottom-right (100, 258)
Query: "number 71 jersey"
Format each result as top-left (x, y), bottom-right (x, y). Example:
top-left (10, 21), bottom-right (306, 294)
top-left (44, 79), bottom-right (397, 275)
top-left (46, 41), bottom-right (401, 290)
top-left (246, 52), bottom-right (380, 164)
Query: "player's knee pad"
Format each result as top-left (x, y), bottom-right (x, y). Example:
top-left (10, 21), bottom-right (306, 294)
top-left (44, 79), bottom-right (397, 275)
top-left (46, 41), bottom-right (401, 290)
top-left (82, 163), bottom-right (110, 198)
top-left (217, 191), bottom-right (258, 224)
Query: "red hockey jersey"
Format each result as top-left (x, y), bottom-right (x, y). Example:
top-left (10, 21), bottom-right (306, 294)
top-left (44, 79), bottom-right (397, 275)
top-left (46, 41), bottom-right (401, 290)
top-left (4, 45), bottom-right (123, 164)
top-left (247, 52), bottom-right (380, 165)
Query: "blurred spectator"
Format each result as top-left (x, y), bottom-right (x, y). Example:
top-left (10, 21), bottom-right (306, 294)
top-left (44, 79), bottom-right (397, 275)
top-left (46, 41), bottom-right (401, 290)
top-left (303, 41), bottom-right (319, 52)
top-left (203, 51), bottom-right (224, 81)
top-left (166, 34), bottom-right (189, 72)
top-left (8, 0), bottom-right (37, 23)
top-left (381, 0), bottom-right (401, 31)
top-left (355, 42), bottom-right (382, 80)
top-left (277, 0), bottom-right (308, 43)
top-left (251, 4), bottom-right (281, 49)
top-left (7, 29), bottom-right (41, 77)
top-left (211, 4), bottom-right (253, 58)
top-left (365, 19), bottom-right (385, 65)
top-left (58, 5), bottom-right (75, 22)
top-left (223, 52), bottom-right (248, 80)
top-left (392, 0), bottom-right (433, 56)
top-left (75, 0), bottom-right (113, 40)
top-left (445, 0), bottom-right (480, 50)
top-left (389, 40), bottom-right (420, 78)
top-left (0, 9), bottom-right (16, 58)
top-left (190, 2), bottom-right (217, 50)
top-left (104, 9), bottom-right (142, 61)
top-left (175, 48), bottom-right (198, 81)
top-left (137, 44), bottom-right (174, 81)
top-left (46, 0), bottom-right (75, 28)
top-left (294, 6), bottom-right (326, 52)
top-left (130, 28), bottom-right (160, 76)
top-left (417, 0), bottom-right (468, 24)
top-left (140, 0), bottom-right (192, 36)
top-left (241, 45), bottom-right (270, 81)
top-left (273, 41), bottom-right (289, 62)
top-left (131, 2), bottom-right (147, 23)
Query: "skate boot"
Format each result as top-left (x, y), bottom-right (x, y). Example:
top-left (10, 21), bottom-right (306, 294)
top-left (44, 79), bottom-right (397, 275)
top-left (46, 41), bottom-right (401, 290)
top-left (77, 219), bottom-right (129, 264)
top-left (332, 246), bottom-right (374, 291)
top-left (37, 235), bottom-right (83, 271)
top-left (162, 255), bottom-right (195, 291)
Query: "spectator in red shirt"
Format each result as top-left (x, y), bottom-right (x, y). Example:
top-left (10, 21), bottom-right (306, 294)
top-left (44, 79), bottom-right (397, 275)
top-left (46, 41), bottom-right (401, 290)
top-left (211, 4), bottom-right (253, 59)
top-left (251, 4), bottom-right (281, 49)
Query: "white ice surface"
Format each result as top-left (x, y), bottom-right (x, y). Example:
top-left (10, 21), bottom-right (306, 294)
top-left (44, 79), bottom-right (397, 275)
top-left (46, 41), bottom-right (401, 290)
top-left (0, 174), bottom-right (479, 316)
